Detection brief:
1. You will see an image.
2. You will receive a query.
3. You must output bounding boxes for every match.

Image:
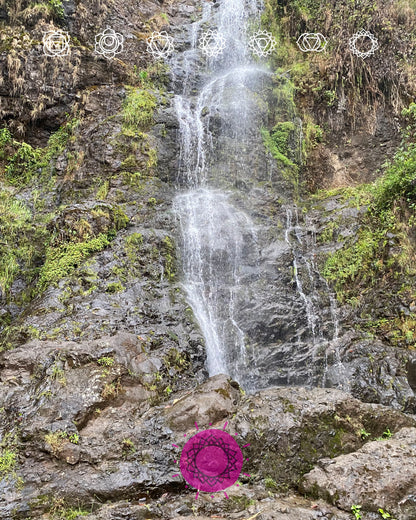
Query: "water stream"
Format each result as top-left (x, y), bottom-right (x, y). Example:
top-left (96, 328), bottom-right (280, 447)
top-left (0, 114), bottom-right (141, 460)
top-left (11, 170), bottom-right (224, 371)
top-left (170, 0), bottom-right (347, 391)
top-left (171, 0), bottom-right (264, 387)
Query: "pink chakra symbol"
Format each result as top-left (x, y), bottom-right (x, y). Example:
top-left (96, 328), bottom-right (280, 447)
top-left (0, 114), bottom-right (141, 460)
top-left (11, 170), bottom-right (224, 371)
top-left (179, 429), bottom-right (243, 492)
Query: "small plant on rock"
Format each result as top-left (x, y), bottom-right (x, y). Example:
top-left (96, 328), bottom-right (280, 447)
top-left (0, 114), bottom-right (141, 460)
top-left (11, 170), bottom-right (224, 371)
top-left (351, 504), bottom-right (362, 520)
top-left (359, 428), bottom-right (371, 439)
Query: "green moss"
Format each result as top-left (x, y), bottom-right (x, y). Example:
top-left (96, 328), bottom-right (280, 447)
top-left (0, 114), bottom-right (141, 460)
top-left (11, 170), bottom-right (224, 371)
top-left (120, 154), bottom-right (137, 170)
top-left (122, 87), bottom-right (157, 131)
top-left (125, 232), bottom-right (143, 262)
top-left (37, 233), bottom-right (111, 293)
top-left (48, 0), bottom-right (64, 19)
top-left (321, 103), bottom-right (416, 307)
top-left (5, 142), bottom-right (41, 186)
top-left (162, 235), bottom-right (175, 281)
top-left (0, 127), bottom-right (12, 159)
top-left (0, 191), bottom-right (49, 299)
top-left (113, 207), bottom-right (129, 230)
top-left (264, 121), bottom-right (296, 161)
top-left (96, 180), bottom-right (109, 200)
top-left (97, 356), bottom-right (115, 367)
top-left (105, 281), bottom-right (125, 293)
top-left (262, 125), bottom-right (300, 196)
top-left (0, 432), bottom-right (19, 481)
top-left (0, 448), bottom-right (17, 479)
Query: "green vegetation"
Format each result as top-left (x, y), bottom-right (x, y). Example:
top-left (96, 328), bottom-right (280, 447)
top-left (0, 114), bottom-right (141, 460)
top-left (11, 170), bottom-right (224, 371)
top-left (1, 119), bottom-right (79, 188)
top-left (5, 141), bottom-right (40, 185)
top-left (375, 428), bottom-right (393, 440)
top-left (378, 509), bottom-right (396, 520)
top-left (122, 87), bottom-right (157, 131)
top-left (37, 233), bottom-right (111, 293)
top-left (97, 356), bottom-right (115, 367)
top-left (321, 102), bottom-right (416, 342)
top-left (48, 0), bottom-right (64, 19)
top-left (0, 192), bottom-right (33, 296)
top-left (264, 476), bottom-right (279, 491)
top-left (0, 432), bottom-right (19, 482)
top-left (106, 281), bottom-right (125, 293)
top-left (0, 118), bottom-right (80, 302)
top-left (96, 180), bottom-right (109, 200)
top-left (122, 438), bottom-right (136, 458)
top-left (162, 235), bottom-right (175, 281)
top-left (101, 379), bottom-right (122, 399)
top-left (0, 448), bottom-right (17, 479)
top-left (37, 495), bottom-right (90, 520)
top-left (51, 362), bottom-right (66, 386)
top-left (45, 430), bottom-right (79, 457)
top-left (351, 504), bottom-right (362, 520)
top-left (262, 122), bottom-right (296, 167)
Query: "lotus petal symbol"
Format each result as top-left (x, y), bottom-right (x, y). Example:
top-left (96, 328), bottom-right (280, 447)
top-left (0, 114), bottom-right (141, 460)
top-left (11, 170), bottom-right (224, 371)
top-left (248, 30), bottom-right (277, 57)
top-left (95, 28), bottom-right (124, 59)
top-left (180, 429), bottom-right (244, 493)
top-left (297, 32), bottom-right (328, 52)
top-left (199, 29), bottom-right (226, 58)
top-left (147, 31), bottom-right (175, 60)
top-left (348, 29), bottom-right (379, 59)
top-left (43, 30), bottom-right (70, 57)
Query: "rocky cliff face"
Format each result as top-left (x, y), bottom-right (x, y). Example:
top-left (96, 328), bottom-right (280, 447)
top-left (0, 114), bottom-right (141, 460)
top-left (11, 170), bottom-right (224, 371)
top-left (0, 0), bottom-right (416, 519)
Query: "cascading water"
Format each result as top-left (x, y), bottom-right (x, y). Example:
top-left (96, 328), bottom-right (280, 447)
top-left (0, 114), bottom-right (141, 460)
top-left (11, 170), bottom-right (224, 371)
top-left (169, 0), bottom-right (348, 392)
top-left (171, 0), bottom-right (263, 388)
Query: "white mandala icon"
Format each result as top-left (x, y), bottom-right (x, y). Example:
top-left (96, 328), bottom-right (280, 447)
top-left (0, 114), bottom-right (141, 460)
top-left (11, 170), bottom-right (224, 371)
top-left (43, 30), bottom-right (70, 57)
top-left (248, 30), bottom-right (277, 57)
top-left (199, 29), bottom-right (226, 58)
top-left (297, 32), bottom-right (328, 52)
top-left (348, 29), bottom-right (379, 59)
top-left (147, 31), bottom-right (175, 59)
top-left (95, 28), bottom-right (124, 59)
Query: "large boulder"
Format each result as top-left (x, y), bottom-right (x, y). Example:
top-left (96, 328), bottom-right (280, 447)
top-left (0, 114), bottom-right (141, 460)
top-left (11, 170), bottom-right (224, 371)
top-left (302, 427), bottom-right (416, 520)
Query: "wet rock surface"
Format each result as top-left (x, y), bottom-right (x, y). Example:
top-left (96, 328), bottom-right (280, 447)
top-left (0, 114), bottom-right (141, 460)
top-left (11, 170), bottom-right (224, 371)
top-left (302, 427), bottom-right (416, 520)
top-left (1, 367), bottom-right (415, 518)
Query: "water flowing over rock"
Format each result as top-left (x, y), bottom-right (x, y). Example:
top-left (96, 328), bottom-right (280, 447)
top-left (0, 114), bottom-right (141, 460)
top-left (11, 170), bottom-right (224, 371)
top-left (169, 0), bottom-right (349, 393)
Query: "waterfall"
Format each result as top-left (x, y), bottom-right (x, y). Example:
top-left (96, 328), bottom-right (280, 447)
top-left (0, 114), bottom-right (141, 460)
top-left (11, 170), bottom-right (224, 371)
top-left (171, 0), bottom-right (263, 388)
top-left (169, 0), bottom-right (347, 392)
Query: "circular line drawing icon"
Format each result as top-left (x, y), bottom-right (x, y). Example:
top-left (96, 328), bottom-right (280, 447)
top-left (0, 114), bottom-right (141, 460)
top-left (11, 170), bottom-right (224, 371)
top-left (147, 31), bottom-right (175, 60)
top-left (297, 32), bottom-right (328, 52)
top-left (248, 30), bottom-right (277, 57)
top-left (95, 28), bottom-right (124, 59)
top-left (43, 30), bottom-right (70, 57)
top-left (199, 29), bottom-right (226, 58)
top-left (348, 29), bottom-right (379, 59)
top-left (179, 429), bottom-right (243, 493)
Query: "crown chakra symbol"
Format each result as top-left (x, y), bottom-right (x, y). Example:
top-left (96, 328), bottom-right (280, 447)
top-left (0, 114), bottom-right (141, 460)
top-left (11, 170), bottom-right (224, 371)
top-left (248, 30), bottom-right (277, 57)
top-left (199, 29), bottom-right (226, 58)
top-left (95, 28), bottom-right (124, 59)
top-left (297, 32), bottom-right (328, 52)
top-left (43, 30), bottom-right (70, 57)
top-left (348, 29), bottom-right (379, 59)
top-left (147, 31), bottom-right (175, 59)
